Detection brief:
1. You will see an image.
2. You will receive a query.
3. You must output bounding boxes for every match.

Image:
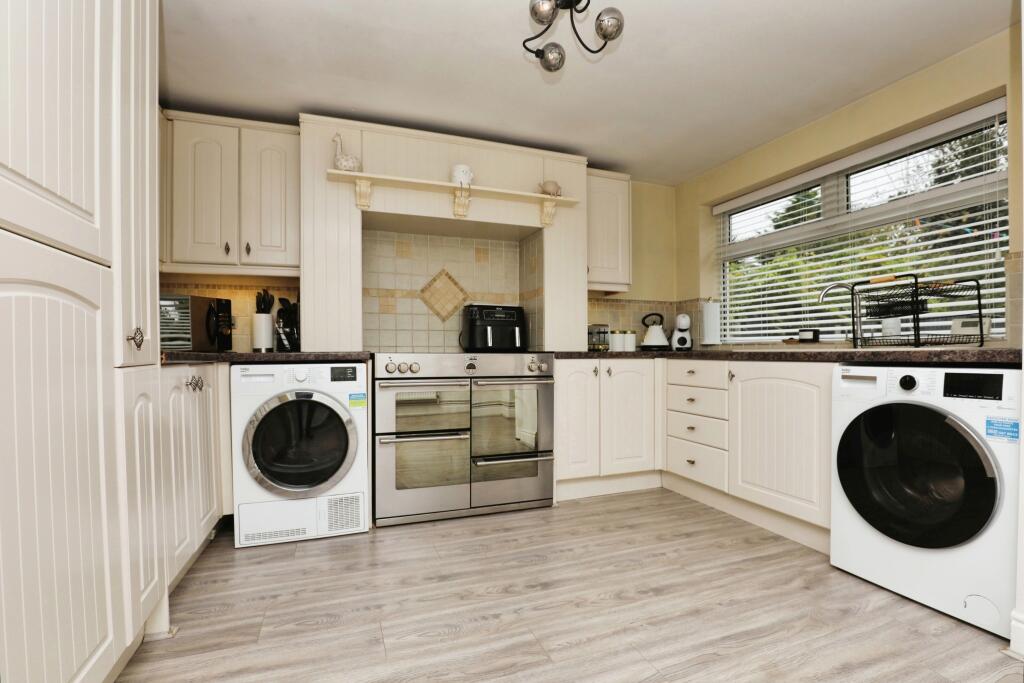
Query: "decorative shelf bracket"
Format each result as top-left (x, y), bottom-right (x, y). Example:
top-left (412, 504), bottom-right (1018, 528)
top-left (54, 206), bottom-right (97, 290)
top-left (354, 178), bottom-right (373, 210)
top-left (540, 199), bottom-right (557, 227)
top-left (452, 186), bottom-right (471, 219)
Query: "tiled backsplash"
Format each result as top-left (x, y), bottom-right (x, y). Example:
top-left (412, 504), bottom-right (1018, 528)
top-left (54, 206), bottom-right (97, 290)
top-left (587, 297), bottom-right (686, 336)
top-left (519, 231), bottom-right (544, 351)
top-left (159, 274), bottom-right (300, 353)
top-left (363, 230), bottom-right (520, 352)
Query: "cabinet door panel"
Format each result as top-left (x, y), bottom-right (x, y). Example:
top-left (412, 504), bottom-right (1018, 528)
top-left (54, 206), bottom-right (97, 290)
top-left (586, 173), bottom-right (630, 289)
top-left (728, 362), bottom-right (833, 527)
top-left (171, 120), bottom-right (239, 264)
top-left (116, 365), bottom-right (163, 645)
top-left (240, 129), bottom-right (300, 266)
top-left (193, 365), bottom-right (221, 537)
top-left (554, 360), bottom-right (601, 480)
top-left (114, 0), bottom-right (159, 366)
top-left (161, 366), bottom-right (194, 580)
top-left (0, 229), bottom-right (118, 683)
top-left (599, 359), bottom-right (655, 475)
top-left (0, 1), bottom-right (114, 263)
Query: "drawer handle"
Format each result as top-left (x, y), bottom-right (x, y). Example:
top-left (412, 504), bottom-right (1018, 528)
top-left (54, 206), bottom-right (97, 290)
top-left (126, 326), bottom-right (144, 350)
top-left (224, 241), bottom-right (231, 255)
top-left (686, 397), bottom-right (696, 403)
top-left (686, 458), bottom-right (696, 465)
top-left (686, 369), bottom-right (696, 375)
top-left (686, 425), bottom-right (696, 431)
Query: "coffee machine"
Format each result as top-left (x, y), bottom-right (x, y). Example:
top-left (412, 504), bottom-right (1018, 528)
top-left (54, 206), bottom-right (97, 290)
top-left (671, 313), bottom-right (692, 351)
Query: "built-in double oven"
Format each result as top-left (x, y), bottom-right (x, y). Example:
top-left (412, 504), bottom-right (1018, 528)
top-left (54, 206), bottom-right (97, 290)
top-left (373, 353), bottom-right (554, 526)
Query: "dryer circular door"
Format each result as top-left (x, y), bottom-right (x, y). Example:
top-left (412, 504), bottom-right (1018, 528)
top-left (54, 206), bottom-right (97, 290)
top-left (837, 402), bottom-right (998, 549)
top-left (242, 390), bottom-right (358, 498)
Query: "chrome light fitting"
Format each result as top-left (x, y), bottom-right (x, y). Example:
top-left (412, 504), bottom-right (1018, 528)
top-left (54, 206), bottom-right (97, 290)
top-left (523, 0), bottom-right (624, 72)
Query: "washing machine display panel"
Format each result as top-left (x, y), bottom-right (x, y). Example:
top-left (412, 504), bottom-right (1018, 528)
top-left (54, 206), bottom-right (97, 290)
top-left (837, 403), bottom-right (997, 549)
top-left (250, 396), bottom-right (353, 490)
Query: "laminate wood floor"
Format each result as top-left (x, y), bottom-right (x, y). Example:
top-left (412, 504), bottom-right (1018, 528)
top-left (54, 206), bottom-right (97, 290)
top-left (119, 489), bottom-right (1023, 682)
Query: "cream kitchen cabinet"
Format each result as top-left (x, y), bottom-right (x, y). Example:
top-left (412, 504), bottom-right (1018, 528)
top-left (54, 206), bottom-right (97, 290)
top-left (553, 361), bottom-right (601, 479)
top-left (114, 0), bottom-right (160, 367)
top-left (166, 113), bottom-right (301, 273)
top-left (554, 358), bottom-right (655, 480)
top-left (171, 119), bottom-right (240, 265)
top-left (239, 128), bottom-right (300, 267)
top-left (664, 360), bottom-right (730, 492)
top-left (586, 169), bottom-right (631, 292)
top-left (0, 228), bottom-right (121, 683)
top-left (115, 364), bottom-right (164, 648)
top-left (727, 361), bottom-right (834, 527)
top-left (160, 363), bottom-right (222, 584)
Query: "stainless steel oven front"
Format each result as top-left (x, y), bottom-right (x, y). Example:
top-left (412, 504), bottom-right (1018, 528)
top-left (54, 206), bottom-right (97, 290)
top-left (373, 353), bottom-right (554, 526)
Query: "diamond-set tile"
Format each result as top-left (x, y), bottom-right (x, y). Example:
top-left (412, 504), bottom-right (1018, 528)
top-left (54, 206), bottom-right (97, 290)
top-left (419, 268), bottom-right (469, 322)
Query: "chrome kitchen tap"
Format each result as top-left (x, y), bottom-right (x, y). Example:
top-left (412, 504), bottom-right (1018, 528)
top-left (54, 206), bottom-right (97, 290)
top-left (818, 282), bottom-right (853, 303)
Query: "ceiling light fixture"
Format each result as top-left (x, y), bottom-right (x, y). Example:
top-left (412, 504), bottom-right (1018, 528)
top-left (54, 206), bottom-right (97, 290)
top-left (523, 0), bottom-right (624, 72)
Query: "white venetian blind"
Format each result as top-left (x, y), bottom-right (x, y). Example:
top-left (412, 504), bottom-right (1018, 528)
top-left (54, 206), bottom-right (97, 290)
top-left (719, 106), bottom-right (1008, 343)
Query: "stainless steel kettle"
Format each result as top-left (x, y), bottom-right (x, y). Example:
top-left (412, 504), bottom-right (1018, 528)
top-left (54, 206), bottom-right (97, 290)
top-left (640, 312), bottom-right (670, 348)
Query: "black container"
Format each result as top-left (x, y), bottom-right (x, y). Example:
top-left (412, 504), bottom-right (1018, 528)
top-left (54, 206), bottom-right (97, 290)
top-left (459, 304), bottom-right (527, 352)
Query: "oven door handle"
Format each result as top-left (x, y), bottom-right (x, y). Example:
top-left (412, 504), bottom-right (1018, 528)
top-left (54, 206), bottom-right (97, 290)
top-left (377, 380), bottom-right (471, 388)
top-left (472, 379), bottom-right (555, 387)
top-left (473, 455), bottom-right (555, 466)
top-left (378, 432), bottom-right (470, 445)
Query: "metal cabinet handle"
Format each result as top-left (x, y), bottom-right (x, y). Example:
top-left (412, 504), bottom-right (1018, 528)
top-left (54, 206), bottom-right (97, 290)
top-left (245, 242), bottom-right (251, 256)
top-left (126, 327), bottom-right (144, 350)
top-left (686, 425), bottom-right (696, 431)
top-left (606, 366), bottom-right (612, 376)
top-left (185, 376), bottom-right (196, 391)
top-left (686, 458), bottom-right (696, 465)
top-left (685, 397), bottom-right (696, 403)
top-left (686, 369), bottom-right (696, 375)
top-left (224, 241), bottom-right (231, 255)
top-left (593, 366), bottom-right (598, 376)
top-left (729, 371), bottom-right (735, 381)
top-left (196, 376), bottom-right (204, 391)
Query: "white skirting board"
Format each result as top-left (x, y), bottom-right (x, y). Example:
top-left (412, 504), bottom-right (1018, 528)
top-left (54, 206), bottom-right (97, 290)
top-left (555, 471), bottom-right (663, 502)
top-left (661, 471), bottom-right (830, 554)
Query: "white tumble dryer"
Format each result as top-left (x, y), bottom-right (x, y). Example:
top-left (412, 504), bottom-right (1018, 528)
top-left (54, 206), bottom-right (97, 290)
top-left (231, 363), bottom-right (370, 547)
top-left (831, 365), bottom-right (1021, 636)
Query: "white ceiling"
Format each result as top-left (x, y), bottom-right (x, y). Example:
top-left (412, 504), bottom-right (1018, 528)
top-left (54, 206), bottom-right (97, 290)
top-left (160, 0), bottom-right (1016, 185)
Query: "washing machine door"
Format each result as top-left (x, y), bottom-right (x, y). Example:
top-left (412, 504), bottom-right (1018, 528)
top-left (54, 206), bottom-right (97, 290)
top-left (837, 402), bottom-right (998, 549)
top-left (243, 390), bottom-right (358, 498)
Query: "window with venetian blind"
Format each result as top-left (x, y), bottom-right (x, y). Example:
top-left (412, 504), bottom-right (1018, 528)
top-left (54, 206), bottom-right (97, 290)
top-left (717, 100), bottom-right (1009, 343)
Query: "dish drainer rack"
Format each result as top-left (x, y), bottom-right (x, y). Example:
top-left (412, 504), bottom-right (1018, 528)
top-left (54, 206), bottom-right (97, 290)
top-left (850, 273), bottom-right (985, 348)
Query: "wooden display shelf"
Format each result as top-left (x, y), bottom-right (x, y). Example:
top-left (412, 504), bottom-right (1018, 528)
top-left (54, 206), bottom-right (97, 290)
top-left (325, 168), bottom-right (578, 226)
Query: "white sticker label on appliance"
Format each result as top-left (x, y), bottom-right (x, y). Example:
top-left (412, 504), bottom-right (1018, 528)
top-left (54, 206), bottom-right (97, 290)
top-left (985, 417), bottom-right (1019, 442)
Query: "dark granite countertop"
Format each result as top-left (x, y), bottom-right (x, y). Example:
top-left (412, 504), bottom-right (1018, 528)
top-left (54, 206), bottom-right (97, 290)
top-left (553, 347), bottom-right (1021, 366)
top-left (161, 350), bottom-right (372, 365)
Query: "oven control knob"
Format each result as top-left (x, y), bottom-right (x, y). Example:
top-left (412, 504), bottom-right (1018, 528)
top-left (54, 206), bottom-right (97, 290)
top-left (465, 362), bottom-right (477, 375)
top-left (899, 374), bottom-right (917, 391)
top-left (528, 361), bottom-right (538, 372)
top-left (409, 362), bottom-right (421, 374)
top-left (539, 362), bottom-right (549, 373)
top-left (385, 362), bottom-right (397, 374)
top-left (294, 369), bottom-right (308, 383)
top-left (398, 362), bottom-right (409, 374)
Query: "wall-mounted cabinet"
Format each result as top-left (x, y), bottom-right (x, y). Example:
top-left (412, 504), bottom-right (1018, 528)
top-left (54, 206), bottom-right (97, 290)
top-left (163, 112), bottom-right (300, 276)
top-left (587, 169), bottom-right (631, 292)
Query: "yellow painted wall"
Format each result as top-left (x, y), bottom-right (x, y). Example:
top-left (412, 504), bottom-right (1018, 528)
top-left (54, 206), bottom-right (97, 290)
top-left (675, 26), bottom-right (1019, 301)
top-left (609, 181), bottom-right (678, 302)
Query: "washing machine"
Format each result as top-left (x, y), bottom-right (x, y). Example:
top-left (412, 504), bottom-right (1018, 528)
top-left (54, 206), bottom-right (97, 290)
top-left (831, 365), bottom-right (1021, 636)
top-left (231, 363), bottom-right (370, 547)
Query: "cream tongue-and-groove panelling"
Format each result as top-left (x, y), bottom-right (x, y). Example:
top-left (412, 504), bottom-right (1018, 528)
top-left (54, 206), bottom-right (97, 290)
top-left (362, 231), bottom-right (520, 353)
top-left (159, 274), bottom-right (299, 353)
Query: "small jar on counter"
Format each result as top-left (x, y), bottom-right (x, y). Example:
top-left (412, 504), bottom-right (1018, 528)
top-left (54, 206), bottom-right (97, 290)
top-left (609, 330), bottom-right (636, 352)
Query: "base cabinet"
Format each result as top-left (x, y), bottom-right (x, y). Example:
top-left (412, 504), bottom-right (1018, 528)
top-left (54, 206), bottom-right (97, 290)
top-left (728, 362), bottom-right (833, 527)
top-left (160, 364), bottom-right (222, 584)
top-left (554, 359), bottom-right (655, 480)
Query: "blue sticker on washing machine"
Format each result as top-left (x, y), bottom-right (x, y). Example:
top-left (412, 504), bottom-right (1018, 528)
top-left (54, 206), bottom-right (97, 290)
top-left (985, 417), bottom-right (1019, 442)
top-left (349, 392), bottom-right (367, 408)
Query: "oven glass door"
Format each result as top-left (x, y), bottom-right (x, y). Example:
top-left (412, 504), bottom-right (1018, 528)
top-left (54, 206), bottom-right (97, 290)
top-left (470, 379), bottom-right (554, 457)
top-left (375, 379), bottom-right (471, 434)
top-left (837, 402), bottom-right (998, 549)
top-left (374, 432), bottom-right (471, 518)
top-left (471, 453), bottom-right (554, 507)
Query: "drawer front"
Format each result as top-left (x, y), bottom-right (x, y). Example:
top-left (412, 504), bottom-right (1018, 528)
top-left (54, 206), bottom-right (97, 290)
top-left (666, 360), bottom-right (729, 389)
top-left (666, 437), bottom-right (727, 491)
top-left (666, 385), bottom-right (728, 420)
top-left (667, 411), bottom-right (728, 450)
